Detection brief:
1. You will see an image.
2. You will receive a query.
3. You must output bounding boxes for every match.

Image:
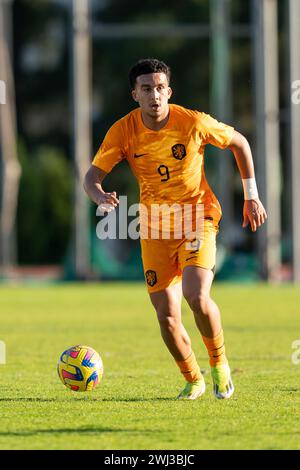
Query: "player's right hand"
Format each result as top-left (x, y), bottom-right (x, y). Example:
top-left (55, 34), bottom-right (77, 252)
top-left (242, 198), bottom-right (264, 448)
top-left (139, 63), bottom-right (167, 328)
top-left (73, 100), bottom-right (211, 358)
top-left (97, 191), bottom-right (119, 213)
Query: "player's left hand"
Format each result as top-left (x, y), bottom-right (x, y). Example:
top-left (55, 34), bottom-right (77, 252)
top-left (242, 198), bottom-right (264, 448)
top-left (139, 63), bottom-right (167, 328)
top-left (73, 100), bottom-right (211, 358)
top-left (242, 199), bottom-right (267, 232)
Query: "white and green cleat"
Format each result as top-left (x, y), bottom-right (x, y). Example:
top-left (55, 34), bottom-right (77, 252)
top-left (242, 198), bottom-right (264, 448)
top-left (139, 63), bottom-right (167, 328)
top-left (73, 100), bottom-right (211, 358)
top-left (177, 379), bottom-right (206, 400)
top-left (211, 363), bottom-right (234, 399)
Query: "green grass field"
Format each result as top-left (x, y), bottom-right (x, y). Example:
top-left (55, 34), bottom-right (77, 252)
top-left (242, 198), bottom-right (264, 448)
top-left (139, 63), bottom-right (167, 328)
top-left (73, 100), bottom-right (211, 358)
top-left (0, 282), bottom-right (299, 450)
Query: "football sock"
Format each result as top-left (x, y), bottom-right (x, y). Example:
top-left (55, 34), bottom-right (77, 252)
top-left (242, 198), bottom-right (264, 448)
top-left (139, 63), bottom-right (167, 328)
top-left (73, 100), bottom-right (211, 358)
top-left (175, 350), bottom-right (202, 383)
top-left (202, 329), bottom-right (228, 366)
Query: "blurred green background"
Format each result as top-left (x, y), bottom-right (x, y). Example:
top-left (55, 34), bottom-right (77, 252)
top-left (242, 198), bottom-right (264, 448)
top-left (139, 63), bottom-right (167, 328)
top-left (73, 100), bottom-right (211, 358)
top-left (0, 0), bottom-right (295, 282)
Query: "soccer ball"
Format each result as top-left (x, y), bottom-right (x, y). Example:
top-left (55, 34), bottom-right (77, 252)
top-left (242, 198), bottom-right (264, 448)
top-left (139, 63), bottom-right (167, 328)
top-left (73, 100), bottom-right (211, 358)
top-left (57, 345), bottom-right (103, 392)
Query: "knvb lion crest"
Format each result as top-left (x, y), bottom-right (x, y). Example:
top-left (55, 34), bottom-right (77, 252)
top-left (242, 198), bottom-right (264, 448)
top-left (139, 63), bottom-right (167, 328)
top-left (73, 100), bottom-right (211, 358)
top-left (172, 143), bottom-right (186, 160)
top-left (145, 270), bottom-right (157, 287)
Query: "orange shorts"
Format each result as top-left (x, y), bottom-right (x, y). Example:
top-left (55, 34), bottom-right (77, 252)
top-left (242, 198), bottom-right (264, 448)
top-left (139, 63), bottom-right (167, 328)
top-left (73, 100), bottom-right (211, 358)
top-left (140, 219), bottom-right (219, 293)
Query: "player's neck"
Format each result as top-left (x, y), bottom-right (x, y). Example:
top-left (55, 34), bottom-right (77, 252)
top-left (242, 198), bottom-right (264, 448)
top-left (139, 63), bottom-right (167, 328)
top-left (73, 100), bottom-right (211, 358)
top-left (141, 107), bottom-right (170, 131)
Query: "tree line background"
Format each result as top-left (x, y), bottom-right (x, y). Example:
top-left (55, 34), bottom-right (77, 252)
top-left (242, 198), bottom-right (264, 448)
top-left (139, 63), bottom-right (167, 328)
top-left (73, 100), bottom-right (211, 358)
top-left (12, 0), bottom-right (290, 277)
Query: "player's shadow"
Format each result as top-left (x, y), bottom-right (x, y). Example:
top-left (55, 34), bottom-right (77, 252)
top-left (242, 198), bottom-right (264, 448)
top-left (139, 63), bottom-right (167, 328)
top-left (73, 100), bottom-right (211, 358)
top-left (99, 397), bottom-right (175, 402)
top-left (277, 387), bottom-right (300, 392)
top-left (0, 396), bottom-right (175, 403)
top-left (0, 398), bottom-right (70, 403)
top-left (0, 427), bottom-right (155, 437)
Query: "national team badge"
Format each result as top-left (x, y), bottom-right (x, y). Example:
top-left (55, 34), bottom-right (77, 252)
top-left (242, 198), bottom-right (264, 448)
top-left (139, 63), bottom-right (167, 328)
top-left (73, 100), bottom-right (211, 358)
top-left (145, 270), bottom-right (157, 287)
top-left (172, 144), bottom-right (186, 160)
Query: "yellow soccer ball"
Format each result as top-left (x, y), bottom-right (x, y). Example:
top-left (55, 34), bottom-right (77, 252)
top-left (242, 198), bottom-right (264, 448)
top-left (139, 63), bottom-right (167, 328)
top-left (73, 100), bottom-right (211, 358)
top-left (57, 345), bottom-right (103, 392)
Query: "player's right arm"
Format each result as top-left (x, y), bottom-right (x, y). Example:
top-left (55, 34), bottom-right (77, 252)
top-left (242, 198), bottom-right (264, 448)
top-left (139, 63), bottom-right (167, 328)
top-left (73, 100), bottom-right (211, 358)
top-left (83, 119), bottom-right (125, 212)
top-left (83, 165), bottom-right (119, 213)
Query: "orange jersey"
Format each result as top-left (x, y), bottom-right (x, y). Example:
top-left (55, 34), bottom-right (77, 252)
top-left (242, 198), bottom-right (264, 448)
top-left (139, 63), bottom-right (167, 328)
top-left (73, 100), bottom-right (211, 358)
top-left (92, 104), bottom-right (234, 222)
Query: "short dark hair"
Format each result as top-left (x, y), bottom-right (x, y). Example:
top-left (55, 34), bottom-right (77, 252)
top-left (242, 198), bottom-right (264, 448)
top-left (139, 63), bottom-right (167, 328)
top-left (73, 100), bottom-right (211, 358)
top-left (129, 58), bottom-right (171, 90)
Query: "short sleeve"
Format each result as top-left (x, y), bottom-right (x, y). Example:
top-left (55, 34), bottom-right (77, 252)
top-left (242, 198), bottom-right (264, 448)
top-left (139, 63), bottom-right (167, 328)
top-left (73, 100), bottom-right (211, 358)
top-left (92, 120), bottom-right (126, 173)
top-left (198, 112), bottom-right (234, 149)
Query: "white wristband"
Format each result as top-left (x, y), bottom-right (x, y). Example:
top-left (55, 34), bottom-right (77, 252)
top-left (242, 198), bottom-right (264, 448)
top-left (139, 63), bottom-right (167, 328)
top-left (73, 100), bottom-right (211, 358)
top-left (242, 178), bottom-right (259, 200)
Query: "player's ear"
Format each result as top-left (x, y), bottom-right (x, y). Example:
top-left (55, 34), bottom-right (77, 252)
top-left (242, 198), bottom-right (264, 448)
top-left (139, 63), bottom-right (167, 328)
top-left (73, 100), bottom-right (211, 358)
top-left (131, 89), bottom-right (139, 102)
top-left (167, 87), bottom-right (173, 99)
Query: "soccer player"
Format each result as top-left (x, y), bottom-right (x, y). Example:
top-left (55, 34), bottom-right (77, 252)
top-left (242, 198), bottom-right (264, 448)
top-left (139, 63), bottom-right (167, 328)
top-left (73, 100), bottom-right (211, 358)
top-left (84, 59), bottom-right (267, 400)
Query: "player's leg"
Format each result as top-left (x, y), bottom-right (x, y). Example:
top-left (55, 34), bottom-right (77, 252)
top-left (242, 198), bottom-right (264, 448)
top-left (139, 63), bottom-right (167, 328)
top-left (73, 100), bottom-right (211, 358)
top-left (150, 281), bottom-right (189, 361)
top-left (179, 219), bottom-right (234, 399)
top-left (141, 237), bottom-right (205, 399)
top-left (141, 237), bottom-right (190, 360)
top-left (182, 266), bottom-right (234, 399)
top-left (150, 282), bottom-right (205, 399)
top-left (182, 266), bottom-right (221, 338)
top-left (180, 220), bottom-right (224, 339)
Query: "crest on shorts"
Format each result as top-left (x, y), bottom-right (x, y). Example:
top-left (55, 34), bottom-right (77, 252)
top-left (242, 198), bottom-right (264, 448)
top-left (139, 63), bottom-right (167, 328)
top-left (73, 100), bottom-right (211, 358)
top-left (145, 270), bottom-right (157, 287)
top-left (172, 144), bottom-right (186, 160)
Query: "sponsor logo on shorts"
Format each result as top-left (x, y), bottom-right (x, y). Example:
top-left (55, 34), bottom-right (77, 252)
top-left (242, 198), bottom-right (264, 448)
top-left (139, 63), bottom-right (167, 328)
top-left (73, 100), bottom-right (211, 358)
top-left (145, 270), bottom-right (157, 287)
top-left (172, 144), bottom-right (186, 160)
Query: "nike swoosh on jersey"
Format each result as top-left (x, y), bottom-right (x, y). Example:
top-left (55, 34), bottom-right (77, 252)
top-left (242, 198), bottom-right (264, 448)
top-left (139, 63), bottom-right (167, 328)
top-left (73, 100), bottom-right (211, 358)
top-left (133, 153), bottom-right (147, 158)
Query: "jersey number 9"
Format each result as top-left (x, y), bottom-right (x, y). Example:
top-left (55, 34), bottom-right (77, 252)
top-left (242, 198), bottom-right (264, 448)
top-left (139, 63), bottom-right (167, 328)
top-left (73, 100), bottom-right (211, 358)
top-left (157, 165), bottom-right (170, 182)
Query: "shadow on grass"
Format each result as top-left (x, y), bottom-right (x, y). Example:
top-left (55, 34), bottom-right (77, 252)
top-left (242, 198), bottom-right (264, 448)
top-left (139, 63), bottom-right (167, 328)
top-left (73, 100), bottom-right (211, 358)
top-left (0, 427), bottom-right (155, 437)
top-left (0, 396), bottom-right (176, 403)
top-left (0, 398), bottom-right (61, 403)
top-left (100, 397), bottom-right (175, 403)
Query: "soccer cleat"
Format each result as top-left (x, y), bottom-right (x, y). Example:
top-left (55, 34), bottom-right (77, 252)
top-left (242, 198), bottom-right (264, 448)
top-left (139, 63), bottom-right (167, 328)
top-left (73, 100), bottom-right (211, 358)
top-left (177, 378), bottom-right (206, 400)
top-left (211, 363), bottom-right (234, 399)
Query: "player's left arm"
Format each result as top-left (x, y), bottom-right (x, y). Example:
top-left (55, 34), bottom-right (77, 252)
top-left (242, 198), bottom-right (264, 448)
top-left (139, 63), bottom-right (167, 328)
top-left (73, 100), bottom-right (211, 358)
top-left (228, 130), bottom-right (267, 232)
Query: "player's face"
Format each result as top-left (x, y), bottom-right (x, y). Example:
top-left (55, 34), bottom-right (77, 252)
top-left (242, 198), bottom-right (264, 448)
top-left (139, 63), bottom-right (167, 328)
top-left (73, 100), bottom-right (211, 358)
top-left (132, 73), bottom-right (172, 119)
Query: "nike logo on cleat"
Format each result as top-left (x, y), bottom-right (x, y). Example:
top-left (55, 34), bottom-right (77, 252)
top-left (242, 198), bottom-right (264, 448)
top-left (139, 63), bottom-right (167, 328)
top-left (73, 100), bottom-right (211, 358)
top-left (134, 153), bottom-right (147, 158)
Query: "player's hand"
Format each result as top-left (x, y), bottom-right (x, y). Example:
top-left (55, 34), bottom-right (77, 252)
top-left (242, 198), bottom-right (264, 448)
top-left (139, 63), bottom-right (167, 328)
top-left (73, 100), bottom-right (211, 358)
top-left (97, 191), bottom-right (119, 213)
top-left (242, 199), bottom-right (267, 232)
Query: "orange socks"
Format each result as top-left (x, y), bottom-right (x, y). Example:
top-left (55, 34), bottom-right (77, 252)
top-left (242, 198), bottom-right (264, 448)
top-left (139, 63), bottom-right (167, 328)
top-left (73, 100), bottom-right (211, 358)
top-left (174, 331), bottom-right (228, 381)
top-left (175, 351), bottom-right (202, 383)
top-left (202, 329), bottom-right (227, 366)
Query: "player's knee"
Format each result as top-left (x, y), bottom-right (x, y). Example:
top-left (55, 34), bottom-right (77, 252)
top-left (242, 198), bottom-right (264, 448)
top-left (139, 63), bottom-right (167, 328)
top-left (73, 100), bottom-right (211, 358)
top-left (185, 291), bottom-right (210, 316)
top-left (157, 312), bottom-right (180, 333)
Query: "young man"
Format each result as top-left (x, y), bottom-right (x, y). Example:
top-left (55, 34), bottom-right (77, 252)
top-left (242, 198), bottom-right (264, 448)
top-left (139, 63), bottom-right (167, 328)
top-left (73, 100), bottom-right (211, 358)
top-left (84, 59), bottom-right (267, 400)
